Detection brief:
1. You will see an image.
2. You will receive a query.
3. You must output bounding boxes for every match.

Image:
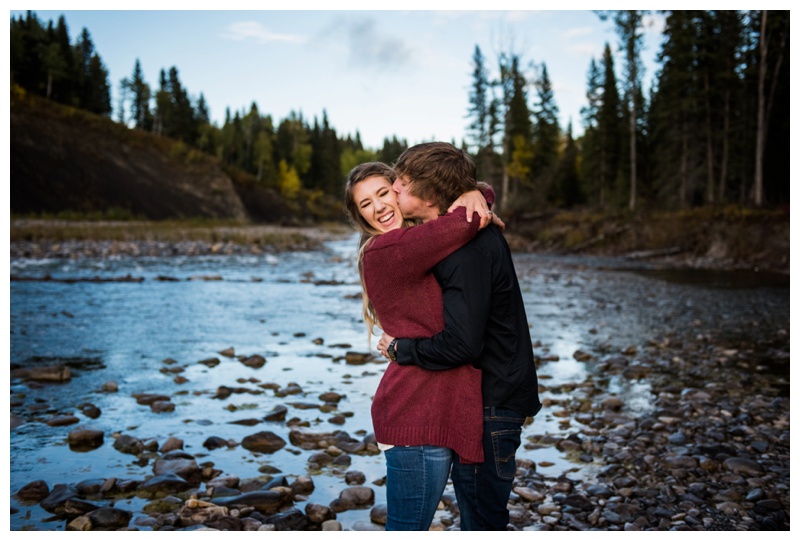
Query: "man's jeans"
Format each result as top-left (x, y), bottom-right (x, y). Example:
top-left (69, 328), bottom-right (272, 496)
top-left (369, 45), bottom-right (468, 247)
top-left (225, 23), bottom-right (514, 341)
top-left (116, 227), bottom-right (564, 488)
top-left (384, 445), bottom-right (453, 530)
top-left (451, 407), bottom-right (525, 530)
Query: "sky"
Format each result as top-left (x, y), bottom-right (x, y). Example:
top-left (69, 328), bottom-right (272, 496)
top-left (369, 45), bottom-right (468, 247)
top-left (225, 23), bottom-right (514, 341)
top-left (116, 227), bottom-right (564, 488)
top-left (9, 3), bottom-right (671, 150)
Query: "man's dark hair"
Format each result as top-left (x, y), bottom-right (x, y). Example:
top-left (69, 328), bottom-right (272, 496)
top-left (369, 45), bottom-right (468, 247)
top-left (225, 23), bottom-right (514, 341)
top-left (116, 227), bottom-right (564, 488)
top-left (393, 142), bottom-right (478, 213)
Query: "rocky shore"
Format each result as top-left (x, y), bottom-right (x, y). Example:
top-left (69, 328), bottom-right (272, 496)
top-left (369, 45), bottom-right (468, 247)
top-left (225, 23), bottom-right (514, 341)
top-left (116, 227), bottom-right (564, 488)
top-left (10, 328), bottom-right (790, 531)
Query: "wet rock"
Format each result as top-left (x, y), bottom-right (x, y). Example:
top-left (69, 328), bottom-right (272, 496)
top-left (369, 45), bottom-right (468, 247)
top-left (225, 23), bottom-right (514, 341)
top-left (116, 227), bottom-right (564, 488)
top-left (133, 393), bottom-right (170, 405)
top-left (46, 415), bottom-right (80, 427)
top-left (287, 402), bottom-right (321, 410)
top-left (344, 352), bottom-right (373, 365)
top-left (240, 354), bottom-right (267, 369)
top-left (308, 452), bottom-right (334, 468)
top-left (319, 392), bottom-right (344, 403)
top-left (585, 484), bottom-right (613, 498)
top-left (40, 483), bottom-right (79, 515)
top-left (573, 350), bottom-right (593, 361)
top-left (328, 415), bottom-right (346, 425)
top-left (207, 475), bottom-right (239, 490)
top-left (140, 472), bottom-right (192, 495)
top-left (306, 502), bottom-right (336, 523)
top-left (211, 490), bottom-right (291, 515)
top-left (142, 495), bottom-right (184, 514)
top-left (339, 486), bottom-right (374, 507)
top-left (68, 428), bottom-right (104, 450)
top-left (345, 471), bottom-right (366, 486)
top-left (79, 403), bottom-right (102, 419)
top-left (198, 357), bottom-right (221, 368)
top-left (177, 499), bottom-right (229, 526)
top-left (87, 507), bottom-right (132, 530)
top-left (153, 450), bottom-right (200, 482)
top-left (290, 476), bottom-right (315, 494)
top-left (113, 434), bottom-right (145, 455)
top-left (64, 498), bottom-right (102, 517)
top-left (17, 480), bottom-right (50, 502)
top-left (219, 347), bottom-right (235, 358)
top-left (101, 381), bottom-right (118, 392)
top-left (203, 436), bottom-right (231, 450)
top-left (151, 400), bottom-right (175, 413)
top-left (160, 436), bottom-right (184, 453)
top-left (370, 503), bottom-right (388, 525)
top-left (263, 405), bottom-right (288, 422)
top-left (263, 508), bottom-right (309, 531)
top-left (75, 479), bottom-right (106, 496)
top-left (322, 520), bottom-right (343, 531)
top-left (66, 515), bottom-right (93, 531)
top-left (275, 382), bottom-right (303, 396)
top-left (28, 364), bottom-right (72, 382)
top-left (241, 431), bottom-right (287, 454)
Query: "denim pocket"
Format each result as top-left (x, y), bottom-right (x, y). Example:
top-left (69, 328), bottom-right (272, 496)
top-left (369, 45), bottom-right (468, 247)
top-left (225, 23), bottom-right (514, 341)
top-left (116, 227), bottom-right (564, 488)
top-left (491, 428), bottom-right (522, 480)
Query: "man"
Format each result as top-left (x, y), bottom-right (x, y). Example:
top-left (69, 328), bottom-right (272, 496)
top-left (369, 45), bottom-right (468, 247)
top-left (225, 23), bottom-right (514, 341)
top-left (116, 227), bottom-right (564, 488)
top-left (378, 142), bottom-right (541, 531)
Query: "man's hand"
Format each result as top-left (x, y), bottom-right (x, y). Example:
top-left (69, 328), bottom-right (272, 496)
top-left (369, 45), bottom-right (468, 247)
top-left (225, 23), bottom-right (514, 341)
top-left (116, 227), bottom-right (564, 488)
top-left (377, 333), bottom-right (396, 361)
top-left (447, 190), bottom-right (493, 229)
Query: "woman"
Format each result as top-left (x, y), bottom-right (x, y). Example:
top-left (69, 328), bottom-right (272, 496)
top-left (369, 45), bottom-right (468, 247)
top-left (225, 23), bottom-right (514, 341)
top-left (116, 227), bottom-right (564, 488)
top-left (344, 162), bottom-right (499, 530)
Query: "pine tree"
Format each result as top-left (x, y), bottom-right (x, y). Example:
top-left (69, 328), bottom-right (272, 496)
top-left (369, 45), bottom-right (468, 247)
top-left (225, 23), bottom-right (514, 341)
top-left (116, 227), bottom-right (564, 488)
top-left (531, 63), bottom-right (561, 204)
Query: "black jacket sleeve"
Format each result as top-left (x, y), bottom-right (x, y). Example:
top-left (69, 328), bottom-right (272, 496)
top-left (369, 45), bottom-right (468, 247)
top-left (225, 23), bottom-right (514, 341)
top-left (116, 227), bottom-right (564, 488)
top-left (394, 241), bottom-right (492, 370)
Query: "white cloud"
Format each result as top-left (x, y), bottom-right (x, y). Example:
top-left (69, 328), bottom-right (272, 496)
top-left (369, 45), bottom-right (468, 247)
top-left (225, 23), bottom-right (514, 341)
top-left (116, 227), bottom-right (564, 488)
top-left (220, 21), bottom-right (306, 44)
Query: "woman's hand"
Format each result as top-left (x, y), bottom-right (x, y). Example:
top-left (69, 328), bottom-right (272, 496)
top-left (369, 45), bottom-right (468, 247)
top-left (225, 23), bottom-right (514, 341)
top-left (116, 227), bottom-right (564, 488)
top-left (377, 333), bottom-right (396, 360)
top-left (491, 212), bottom-right (506, 231)
top-left (447, 190), bottom-right (493, 229)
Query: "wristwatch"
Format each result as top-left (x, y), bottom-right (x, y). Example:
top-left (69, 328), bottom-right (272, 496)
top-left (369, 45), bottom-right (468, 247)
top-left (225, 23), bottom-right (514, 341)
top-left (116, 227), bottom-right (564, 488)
top-left (387, 339), bottom-right (398, 362)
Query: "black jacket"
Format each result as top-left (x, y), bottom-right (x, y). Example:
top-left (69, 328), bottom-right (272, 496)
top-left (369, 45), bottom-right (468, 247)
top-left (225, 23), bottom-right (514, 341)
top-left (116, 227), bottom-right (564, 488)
top-left (395, 225), bottom-right (542, 417)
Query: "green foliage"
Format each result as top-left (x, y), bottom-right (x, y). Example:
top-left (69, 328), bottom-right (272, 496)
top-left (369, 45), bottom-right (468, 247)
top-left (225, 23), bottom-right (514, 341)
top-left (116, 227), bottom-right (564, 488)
top-left (278, 160), bottom-right (301, 200)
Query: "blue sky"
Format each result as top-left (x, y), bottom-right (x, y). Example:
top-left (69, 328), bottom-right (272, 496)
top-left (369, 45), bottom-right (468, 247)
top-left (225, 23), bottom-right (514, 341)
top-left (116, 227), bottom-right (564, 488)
top-left (10, 4), bottom-right (667, 150)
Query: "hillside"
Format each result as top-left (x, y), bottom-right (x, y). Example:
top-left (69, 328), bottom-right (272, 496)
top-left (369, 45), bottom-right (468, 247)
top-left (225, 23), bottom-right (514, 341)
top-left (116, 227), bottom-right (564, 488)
top-left (10, 89), bottom-right (340, 224)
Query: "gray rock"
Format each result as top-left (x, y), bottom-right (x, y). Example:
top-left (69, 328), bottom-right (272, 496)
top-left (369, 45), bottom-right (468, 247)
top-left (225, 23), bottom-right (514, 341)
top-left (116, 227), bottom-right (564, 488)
top-left (370, 503), bottom-right (388, 525)
top-left (140, 472), bottom-right (191, 494)
top-left (306, 502), bottom-right (335, 523)
top-left (263, 508), bottom-right (309, 531)
top-left (113, 434), bottom-right (144, 455)
top-left (88, 507), bottom-right (132, 530)
top-left (724, 457), bottom-right (763, 475)
top-left (68, 428), bottom-right (104, 449)
top-left (40, 483), bottom-right (79, 514)
top-left (211, 490), bottom-right (291, 516)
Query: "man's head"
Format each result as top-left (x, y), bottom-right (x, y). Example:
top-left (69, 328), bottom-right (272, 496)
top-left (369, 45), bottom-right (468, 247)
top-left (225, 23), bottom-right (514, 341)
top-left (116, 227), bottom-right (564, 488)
top-left (392, 142), bottom-right (478, 222)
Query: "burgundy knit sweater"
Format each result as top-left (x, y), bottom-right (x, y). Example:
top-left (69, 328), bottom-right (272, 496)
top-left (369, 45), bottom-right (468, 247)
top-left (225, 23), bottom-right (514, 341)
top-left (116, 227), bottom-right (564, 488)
top-left (363, 200), bottom-right (492, 463)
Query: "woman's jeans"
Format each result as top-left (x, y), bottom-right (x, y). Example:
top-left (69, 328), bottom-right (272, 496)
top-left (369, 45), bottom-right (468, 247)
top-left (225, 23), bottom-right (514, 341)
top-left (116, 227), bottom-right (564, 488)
top-left (450, 407), bottom-right (525, 530)
top-left (384, 445), bottom-right (453, 530)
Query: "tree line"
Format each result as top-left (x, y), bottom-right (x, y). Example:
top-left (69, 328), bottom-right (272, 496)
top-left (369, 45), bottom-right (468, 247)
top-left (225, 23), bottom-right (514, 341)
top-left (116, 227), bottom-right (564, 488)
top-left (11, 10), bottom-right (789, 215)
top-left (465, 10), bottom-right (789, 214)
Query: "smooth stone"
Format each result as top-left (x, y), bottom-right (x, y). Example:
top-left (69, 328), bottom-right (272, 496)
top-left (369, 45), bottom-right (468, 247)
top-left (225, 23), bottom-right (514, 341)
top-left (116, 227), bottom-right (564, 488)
top-left (113, 434), bottom-right (144, 455)
top-left (40, 483), bottom-right (79, 514)
top-left (177, 501), bottom-right (229, 526)
top-left (263, 405), bottom-right (288, 422)
top-left (203, 436), bottom-right (230, 450)
top-left (319, 392), bottom-right (344, 403)
top-left (68, 428), bottom-right (104, 449)
top-left (159, 436), bottom-right (184, 453)
top-left (322, 520), bottom-right (343, 531)
top-left (339, 486), bottom-right (374, 506)
top-left (263, 508), bottom-right (309, 531)
top-left (369, 503), bottom-right (388, 525)
top-left (28, 365), bottom-right (72, 382)
top-left (514, 486), bottom-right (545, 502)
top-left (240, 354), bottom-right (266, 368)
top-left (46, 415), bottom-right (80, 427)
top-left (140, 472), bottom-right (191, 493)
top-left (290, 476), bottom-right (315, 494)
top-left (150, 400), bottom-right (175, 413)
top-left (88, 507), bottom-right (132, 530)
top-left (241, 431), bottom-right (287, 453)
top-left (211, 490), bottom-right (291, 515)
top-left (724, 457), bottom-right (763, 475)
top-left (153, 451), bottom-right (200, 482)
top-left (352, 520), bottom-right (384, 531)
top-left (66, 515), bottom-right (93, 531)
top-left (306, 502), bottom-right (336, 523)
top-left (345, 470), bottom-right (366, 485)
top-left (16, 479), bottom-right (50, 501)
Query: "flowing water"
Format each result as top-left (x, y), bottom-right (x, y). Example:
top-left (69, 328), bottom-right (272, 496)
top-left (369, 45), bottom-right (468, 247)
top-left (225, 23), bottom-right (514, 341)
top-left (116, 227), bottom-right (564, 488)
top-left (8, 233), bottom-right (789, 530)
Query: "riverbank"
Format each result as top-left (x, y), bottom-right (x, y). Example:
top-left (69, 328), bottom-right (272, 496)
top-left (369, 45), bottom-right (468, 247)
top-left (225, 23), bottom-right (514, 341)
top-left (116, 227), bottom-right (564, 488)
top-left (10, 208), bottom-right (789, 275)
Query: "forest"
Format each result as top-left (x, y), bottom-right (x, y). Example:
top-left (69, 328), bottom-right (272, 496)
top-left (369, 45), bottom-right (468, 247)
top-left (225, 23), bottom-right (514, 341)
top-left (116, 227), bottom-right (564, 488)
top-left (9, 10), bottom-right (790, 218)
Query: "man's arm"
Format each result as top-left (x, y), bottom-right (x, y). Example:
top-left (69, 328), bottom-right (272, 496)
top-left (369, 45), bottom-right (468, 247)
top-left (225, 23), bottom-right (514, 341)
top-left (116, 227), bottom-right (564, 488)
top-left (393, 244), bottom-right (493, 371)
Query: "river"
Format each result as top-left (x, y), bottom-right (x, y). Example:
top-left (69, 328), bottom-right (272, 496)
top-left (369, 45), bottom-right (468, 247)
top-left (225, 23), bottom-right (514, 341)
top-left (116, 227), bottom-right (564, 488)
top-left (8, 232), bottom-right (789, 530)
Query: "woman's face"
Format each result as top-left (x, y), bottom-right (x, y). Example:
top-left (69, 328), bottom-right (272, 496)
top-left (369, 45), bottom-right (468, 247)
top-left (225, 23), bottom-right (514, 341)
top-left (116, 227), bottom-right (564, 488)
top-left (352, 175), bottom-right (404, 233)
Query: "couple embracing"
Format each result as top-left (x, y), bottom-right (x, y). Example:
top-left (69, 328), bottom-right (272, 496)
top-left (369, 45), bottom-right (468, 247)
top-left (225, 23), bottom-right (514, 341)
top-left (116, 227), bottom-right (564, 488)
top-left (344, 142), bottom-right (541, 531)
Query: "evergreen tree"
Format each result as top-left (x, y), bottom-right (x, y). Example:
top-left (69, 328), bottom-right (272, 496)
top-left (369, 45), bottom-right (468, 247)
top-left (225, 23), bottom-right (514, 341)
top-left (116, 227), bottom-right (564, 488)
top-left (466, 45), bottom-right (491, 154)
top-left (553, 120), bottom-right (583, 207)
top-left (378, 136), bottom-right (407, 165)
top-left (120, 59), bottom-right (153, 130)
top-left (531, 63), bottom-right (561, 204)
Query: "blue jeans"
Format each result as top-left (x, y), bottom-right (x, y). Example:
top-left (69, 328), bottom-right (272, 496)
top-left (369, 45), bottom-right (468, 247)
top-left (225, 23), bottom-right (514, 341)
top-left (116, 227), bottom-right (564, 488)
top-left (384, 445), bottom-right (454, 530)
top-left (450, 407), bottom-right (525, 530)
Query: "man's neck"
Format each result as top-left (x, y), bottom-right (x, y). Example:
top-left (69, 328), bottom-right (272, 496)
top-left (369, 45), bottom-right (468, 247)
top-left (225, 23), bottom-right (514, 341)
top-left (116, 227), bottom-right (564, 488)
top-left (418, 207), bottom-right (441, 223)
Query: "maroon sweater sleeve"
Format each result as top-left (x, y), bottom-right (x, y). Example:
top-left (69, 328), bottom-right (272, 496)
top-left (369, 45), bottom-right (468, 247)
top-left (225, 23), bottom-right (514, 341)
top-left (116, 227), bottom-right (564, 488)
top-left (364, 207), bottom-right (480, 278)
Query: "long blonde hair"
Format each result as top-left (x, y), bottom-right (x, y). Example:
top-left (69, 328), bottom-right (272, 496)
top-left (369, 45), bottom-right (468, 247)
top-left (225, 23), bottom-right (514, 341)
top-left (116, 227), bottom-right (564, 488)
top-left (343, 162), bottom-right (414, 340)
